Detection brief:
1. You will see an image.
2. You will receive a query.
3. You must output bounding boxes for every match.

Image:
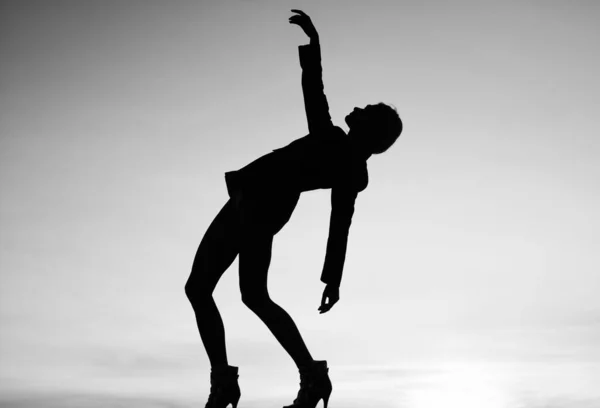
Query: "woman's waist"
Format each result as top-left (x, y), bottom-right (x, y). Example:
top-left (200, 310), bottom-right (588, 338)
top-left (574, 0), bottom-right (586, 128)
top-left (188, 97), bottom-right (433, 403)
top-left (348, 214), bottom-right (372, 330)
top-left (225, 170), bottom-right (300, 198)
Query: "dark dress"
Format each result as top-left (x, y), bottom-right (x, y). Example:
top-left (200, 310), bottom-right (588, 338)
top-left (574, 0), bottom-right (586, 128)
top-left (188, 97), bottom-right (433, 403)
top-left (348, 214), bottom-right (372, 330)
top-left (224, 41), bottom-right (368, 287)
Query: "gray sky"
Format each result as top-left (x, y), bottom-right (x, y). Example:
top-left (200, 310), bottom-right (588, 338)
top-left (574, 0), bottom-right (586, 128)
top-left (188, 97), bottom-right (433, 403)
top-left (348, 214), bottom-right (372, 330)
top-left (1, 1), bottom-right (599, 407)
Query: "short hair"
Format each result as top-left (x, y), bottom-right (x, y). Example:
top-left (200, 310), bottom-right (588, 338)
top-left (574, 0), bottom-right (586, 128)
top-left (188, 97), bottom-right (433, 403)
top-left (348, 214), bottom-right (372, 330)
top-left (368, 103), bottom-right (403, 155)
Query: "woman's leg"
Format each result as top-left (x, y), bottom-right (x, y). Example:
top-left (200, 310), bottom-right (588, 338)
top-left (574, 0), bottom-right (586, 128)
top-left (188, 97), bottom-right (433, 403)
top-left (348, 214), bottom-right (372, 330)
top-left (238, 226), bottom-right (314, 369)
top-left (185, 198), bottom-right (240, 369)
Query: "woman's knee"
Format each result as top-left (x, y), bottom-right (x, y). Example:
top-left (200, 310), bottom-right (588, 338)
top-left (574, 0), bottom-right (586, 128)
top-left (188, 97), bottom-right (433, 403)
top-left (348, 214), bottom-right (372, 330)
top-left (185, 276), bottom-right (214, 304)
top-left (241, 289), bottom-right (271, 311)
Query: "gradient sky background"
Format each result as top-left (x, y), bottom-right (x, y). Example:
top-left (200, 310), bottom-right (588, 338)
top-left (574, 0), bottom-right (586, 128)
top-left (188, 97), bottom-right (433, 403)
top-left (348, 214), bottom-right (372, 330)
top-left (1, 1), bottom-right (599, 407)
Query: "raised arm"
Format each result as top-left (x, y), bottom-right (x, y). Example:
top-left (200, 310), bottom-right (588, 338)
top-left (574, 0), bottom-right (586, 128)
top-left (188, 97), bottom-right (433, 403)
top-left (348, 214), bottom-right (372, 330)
top-left (289, 9), bottom-right (333, 133)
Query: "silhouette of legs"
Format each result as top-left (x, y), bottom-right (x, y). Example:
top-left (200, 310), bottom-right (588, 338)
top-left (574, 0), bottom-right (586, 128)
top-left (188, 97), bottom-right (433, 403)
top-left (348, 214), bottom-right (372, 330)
top-left (238, 194), bottom-right (314, 369)
top-left (185, 198), bottom-right (240, 369)
top-left (186, 190), bottom-right (313, 370)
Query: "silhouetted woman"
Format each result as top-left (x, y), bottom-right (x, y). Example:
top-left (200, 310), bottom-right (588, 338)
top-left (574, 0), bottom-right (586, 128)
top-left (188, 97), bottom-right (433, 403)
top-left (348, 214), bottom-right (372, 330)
top-left (185, 9), bottom-right (402, 408)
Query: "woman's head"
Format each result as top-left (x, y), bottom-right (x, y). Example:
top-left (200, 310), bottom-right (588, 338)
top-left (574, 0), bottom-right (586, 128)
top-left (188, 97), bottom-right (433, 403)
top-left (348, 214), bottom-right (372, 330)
top-left (345, 103), bottom-right (402, 155)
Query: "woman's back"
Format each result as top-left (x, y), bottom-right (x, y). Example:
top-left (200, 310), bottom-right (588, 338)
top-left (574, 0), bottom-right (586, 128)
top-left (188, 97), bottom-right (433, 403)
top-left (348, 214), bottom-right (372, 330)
top-left (224, 126), bottom-right (368, 200)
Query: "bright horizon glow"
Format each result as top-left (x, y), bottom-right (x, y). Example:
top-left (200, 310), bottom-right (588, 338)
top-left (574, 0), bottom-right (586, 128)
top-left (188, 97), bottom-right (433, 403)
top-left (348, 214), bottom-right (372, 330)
top-left (405, 363), bottom-right (514, 408)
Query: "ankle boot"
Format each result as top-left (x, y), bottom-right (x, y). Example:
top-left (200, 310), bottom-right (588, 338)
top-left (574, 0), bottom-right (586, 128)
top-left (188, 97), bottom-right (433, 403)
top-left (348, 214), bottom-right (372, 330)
top-left (283, 360), bottom-right (332, 408)
top-left (205, 365), bottom-right (241, 408)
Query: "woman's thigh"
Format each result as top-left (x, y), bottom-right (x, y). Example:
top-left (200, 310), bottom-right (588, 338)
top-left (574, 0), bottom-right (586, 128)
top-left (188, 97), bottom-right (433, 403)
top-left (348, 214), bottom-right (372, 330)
top-left (239, 191), bottom-right (300, 237)
top-left (238, 229), bottom-right (273, 301)
top-left (236, 192), bottom-right (299, 299)
top-left (187, 198), bottom-right (241, 296)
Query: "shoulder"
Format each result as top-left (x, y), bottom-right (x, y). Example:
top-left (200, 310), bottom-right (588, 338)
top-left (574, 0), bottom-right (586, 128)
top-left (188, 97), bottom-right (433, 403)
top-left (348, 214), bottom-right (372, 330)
top-left (334, 125), bottom-right (346, 134)
top-left (318, 125), bottom-right (346, 137)
top-left (332, 125), bottom-right (347, 138)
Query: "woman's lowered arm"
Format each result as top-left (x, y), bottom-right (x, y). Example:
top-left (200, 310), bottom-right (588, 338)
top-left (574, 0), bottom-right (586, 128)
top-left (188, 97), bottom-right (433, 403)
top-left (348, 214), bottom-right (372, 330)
top-left (320, 186), bottom-right (357, 288)
top-left (317, 186), bottom-right (359, 314)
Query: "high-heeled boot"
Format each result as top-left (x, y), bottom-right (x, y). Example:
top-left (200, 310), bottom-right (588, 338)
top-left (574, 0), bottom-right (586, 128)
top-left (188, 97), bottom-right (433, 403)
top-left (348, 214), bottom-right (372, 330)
top-left (205, 365), bottom-right (241, 408)
top-left (283, 360), bottom-right (332, 408)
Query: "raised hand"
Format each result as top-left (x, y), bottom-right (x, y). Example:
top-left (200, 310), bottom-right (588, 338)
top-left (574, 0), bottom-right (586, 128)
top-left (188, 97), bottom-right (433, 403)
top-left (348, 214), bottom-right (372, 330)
top-left (289, 9), bottom-right (319, 41)
top-left (319, 284), bottom-right (339, 314)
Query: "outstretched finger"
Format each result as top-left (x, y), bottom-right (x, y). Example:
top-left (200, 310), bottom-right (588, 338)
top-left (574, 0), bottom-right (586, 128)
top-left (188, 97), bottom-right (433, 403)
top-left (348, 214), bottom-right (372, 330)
top-left (291, 9), bottom-right (307, 16)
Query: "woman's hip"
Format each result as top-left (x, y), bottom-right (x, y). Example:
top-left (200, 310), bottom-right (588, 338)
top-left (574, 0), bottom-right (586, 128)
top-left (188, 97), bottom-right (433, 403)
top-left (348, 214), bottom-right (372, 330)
top-left (235, 189), bottom-right (300, 236)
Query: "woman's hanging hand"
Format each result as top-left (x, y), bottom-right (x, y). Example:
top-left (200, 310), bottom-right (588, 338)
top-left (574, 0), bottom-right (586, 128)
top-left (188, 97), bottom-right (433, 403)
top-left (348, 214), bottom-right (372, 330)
top-left (289, 9), bottom-right (319, 42)
top-left (319, 284), bottom-right (339, 314)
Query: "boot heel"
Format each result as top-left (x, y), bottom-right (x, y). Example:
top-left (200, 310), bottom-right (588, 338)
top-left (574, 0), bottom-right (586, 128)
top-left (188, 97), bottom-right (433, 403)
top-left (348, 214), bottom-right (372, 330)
top-left (323, 388), bottom-right (331, 408)
top-left (206, 365), bottom-right (240, 408)
top-left (232, 393), bottom-right (240, 408)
